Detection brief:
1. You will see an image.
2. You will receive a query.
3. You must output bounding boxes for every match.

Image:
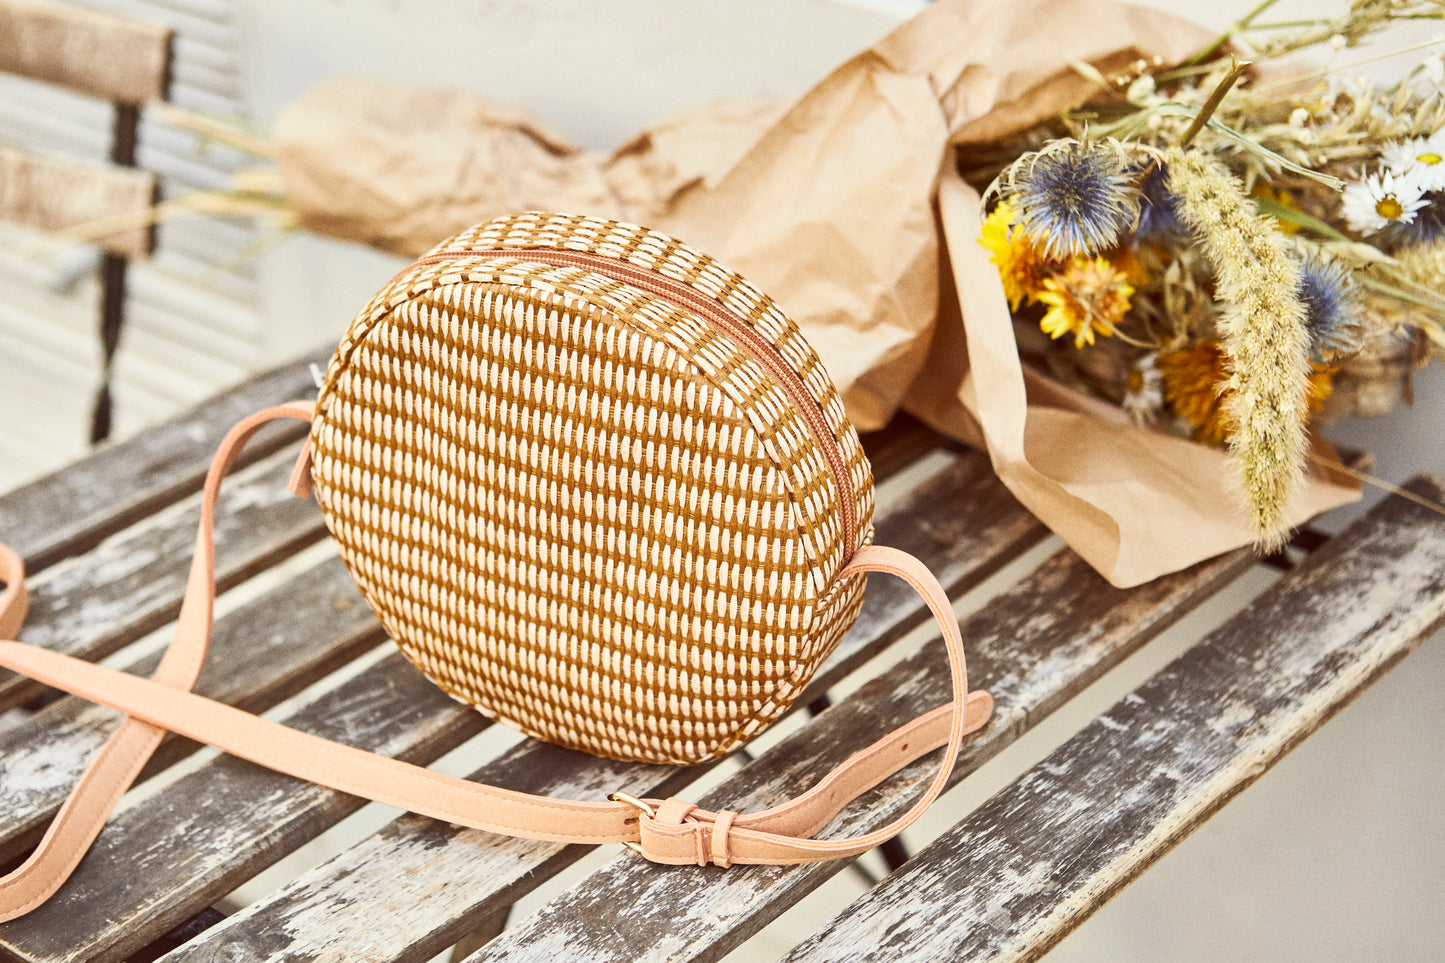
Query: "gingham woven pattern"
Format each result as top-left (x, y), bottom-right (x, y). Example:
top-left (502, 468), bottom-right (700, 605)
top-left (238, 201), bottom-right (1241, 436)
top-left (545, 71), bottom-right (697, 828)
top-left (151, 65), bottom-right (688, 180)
top-left (311, 214), bottom-right (875, 764)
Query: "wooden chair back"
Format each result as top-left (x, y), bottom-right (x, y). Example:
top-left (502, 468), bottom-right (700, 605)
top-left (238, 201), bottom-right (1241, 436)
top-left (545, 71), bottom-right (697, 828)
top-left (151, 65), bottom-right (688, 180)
top-left (0, 0), bottom-right (173, 442)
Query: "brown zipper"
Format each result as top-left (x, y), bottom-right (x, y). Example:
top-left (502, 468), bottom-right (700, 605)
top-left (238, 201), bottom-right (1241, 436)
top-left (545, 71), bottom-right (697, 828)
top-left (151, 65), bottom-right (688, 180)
top-left (406, 248), bottom-right (857, 555)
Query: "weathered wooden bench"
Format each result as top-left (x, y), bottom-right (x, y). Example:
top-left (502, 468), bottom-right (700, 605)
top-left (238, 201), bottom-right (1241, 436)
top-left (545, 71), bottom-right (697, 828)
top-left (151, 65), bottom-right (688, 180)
top-left (1, 351), bottom-right (1442, 962)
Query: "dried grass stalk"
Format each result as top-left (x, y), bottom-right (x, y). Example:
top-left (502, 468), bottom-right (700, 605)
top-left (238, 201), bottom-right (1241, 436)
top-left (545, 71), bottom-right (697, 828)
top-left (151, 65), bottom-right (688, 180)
top-left (1164, 144), bottom-right (1311, 549)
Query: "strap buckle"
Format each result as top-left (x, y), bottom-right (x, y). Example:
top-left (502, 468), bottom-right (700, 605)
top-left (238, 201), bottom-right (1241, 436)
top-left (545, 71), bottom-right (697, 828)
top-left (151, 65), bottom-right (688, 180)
top-left (607, 791), bottom-right (656, 855)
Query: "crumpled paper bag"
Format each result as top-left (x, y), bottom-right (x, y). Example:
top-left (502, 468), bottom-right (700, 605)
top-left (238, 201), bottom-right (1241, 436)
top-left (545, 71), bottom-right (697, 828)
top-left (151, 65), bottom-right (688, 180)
top-left (273, 0), bottom-right (1359, 586)
top-left (274, 84), bottom-right (790, 257)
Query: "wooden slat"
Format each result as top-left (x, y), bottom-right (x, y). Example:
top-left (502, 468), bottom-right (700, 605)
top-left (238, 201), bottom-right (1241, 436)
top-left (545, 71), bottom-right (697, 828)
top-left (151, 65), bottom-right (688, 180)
top-left (857, 412), bottom-right (950, 483)
top-left (0, 555), bottom-right (383, 865)
top-left (0, 352), bottom-right (324, 572)
top-left (0, 144), bottom-right (157, 257)
top-left (459, 540), bottom-right (1253, 963)
top-left (158, 449), bottom-right (1048, 961)
top-left (0, 0), bottom-right (171, 103)
top-left (163, 737), bottom-right (696, 963)
top-left (0, 652), bottom-right (488, 963)
top-left (0, 446), bottom-right (327, 709)
top-left (781, 477), bottom-right (1445, 963)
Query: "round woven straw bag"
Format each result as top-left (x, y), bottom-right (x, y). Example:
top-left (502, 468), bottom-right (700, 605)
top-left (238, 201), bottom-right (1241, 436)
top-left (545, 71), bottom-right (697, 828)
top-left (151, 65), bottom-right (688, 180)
top-left (308, 212), bottom-right (877, 765)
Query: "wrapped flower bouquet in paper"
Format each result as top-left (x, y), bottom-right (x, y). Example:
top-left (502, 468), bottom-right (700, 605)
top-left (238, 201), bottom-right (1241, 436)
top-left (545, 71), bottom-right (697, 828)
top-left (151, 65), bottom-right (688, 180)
top-left (231, 0), bottom-right (1445, 585)
top-left (953, 2), bottom-right (1445, 572)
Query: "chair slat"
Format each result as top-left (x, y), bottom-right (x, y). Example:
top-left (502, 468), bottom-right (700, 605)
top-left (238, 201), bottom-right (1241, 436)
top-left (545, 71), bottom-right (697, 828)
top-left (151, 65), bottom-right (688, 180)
top-left (781, 476), bottom-right (1445, 963)
top-left (0, 354), bottom-right (323, 572)
top-left (0, 0), bottom-right (171, 103)
top-left (857, 412), bottom-right (951, 483)
top-left (0, 145), bottom-right (156, 257)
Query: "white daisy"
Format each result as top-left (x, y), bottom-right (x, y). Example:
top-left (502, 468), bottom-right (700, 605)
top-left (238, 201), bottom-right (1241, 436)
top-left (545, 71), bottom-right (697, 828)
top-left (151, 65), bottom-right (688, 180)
top-left (1122, 354), bottom-right (1163, 421)
top-left (1382, 133), bottom-right (1445, 191)
top-left (1341, 168), bottom-right (1430, 235)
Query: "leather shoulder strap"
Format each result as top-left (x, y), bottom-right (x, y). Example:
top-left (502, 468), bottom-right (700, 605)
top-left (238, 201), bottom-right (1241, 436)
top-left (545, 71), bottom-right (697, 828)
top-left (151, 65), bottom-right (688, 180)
top-left (0, 402), bottom-right (314, 922)
top-left (0, 407), bottom-right (991, 919)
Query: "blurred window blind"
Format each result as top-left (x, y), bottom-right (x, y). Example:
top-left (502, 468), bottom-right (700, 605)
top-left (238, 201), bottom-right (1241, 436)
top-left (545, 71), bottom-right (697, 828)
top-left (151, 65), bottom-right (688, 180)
top-left (0, 0), bottom-right (262, 492)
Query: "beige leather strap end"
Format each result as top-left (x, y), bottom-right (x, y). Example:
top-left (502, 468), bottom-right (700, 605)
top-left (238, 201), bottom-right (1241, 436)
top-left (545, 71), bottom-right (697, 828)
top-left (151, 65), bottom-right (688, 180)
top-left (0, 542), bottom-right (28, 642)
top-left (282, 399), bottom-right (318, 500)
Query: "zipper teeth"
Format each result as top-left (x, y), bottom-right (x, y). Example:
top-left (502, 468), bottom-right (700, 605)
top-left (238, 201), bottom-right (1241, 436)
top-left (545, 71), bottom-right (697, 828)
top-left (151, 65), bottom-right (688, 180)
top-left (407, 248), bottom-right (858, 556)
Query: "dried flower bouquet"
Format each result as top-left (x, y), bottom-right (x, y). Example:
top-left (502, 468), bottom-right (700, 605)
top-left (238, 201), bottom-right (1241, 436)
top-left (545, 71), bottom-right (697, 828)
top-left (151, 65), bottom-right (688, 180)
top-left (969, 0), bottom-right (1445, 548)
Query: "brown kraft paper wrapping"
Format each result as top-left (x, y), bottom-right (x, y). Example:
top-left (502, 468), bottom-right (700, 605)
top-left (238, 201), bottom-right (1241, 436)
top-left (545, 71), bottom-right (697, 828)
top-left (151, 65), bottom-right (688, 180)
top-left (273, 0), bottom-right (1360, 586)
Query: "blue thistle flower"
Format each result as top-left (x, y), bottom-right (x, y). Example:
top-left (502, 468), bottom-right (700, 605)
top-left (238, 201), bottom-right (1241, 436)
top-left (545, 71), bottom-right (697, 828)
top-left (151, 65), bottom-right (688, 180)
top-left (1296, 255), bottom-right (1363, 365)
top-left (1133, 162), bottom-right (1182, 240)
top-left (1381, 191), bottom-right (1445, 247)
top-left (1012, 142), bottom-right (1138, 259)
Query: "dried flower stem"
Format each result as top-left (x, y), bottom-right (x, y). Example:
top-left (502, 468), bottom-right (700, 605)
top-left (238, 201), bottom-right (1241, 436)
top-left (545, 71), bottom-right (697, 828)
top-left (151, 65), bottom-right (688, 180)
top-left (1165, 145), bottom-right (1312, 549)
top-left (147, 102), bottom-right (276, 159)
top-left (1252, 36), bottom-right (1445, 99)
top-left (1178, 59), bottom-right (1252, 148)
top-left (1309, 453), bottom-right (1445, 521)
top-left (1183, 0), bottom-right (1279, 66)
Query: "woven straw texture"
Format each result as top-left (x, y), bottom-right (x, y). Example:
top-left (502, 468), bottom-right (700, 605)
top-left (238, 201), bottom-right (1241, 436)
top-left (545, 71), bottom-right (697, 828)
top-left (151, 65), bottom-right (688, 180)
top-left (311, 213), bottom-right (875, 764)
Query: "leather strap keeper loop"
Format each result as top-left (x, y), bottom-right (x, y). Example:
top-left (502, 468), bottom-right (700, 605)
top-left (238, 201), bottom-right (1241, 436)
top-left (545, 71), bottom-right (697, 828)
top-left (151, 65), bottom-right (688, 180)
top-left (711, 810), bottom-right (740, 868)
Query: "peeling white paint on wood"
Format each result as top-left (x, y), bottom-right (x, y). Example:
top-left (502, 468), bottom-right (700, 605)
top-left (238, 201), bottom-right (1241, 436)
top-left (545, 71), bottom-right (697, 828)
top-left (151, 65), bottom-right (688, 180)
top-left (780, 478), bottom-right (1445, 963)
top-left (172, 754), bottom-right (655, 963)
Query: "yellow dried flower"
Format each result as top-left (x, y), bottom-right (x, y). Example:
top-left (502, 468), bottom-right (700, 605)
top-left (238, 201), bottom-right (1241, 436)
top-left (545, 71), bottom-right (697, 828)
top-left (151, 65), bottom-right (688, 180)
top-left (1162, 341), bottom-right (1335, 448)
top-left (1306, 366), bottom-right (1335, 412)
top-left (1160, 341), bottom-right (1233, 447)
top-left (1037, 256), bottom-right (1134, 348)
top-left (1165, 146), bottom-right (1313, 551)
top-left (979, 198), bottom-right (1052, 309)
top-left (1107, 244), bottom-right (1153, 289)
